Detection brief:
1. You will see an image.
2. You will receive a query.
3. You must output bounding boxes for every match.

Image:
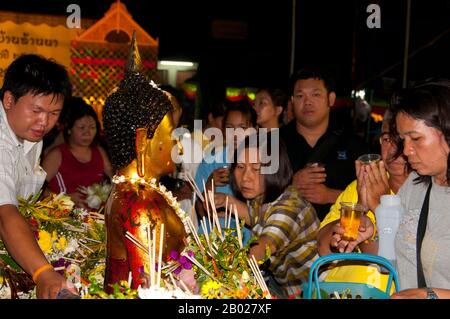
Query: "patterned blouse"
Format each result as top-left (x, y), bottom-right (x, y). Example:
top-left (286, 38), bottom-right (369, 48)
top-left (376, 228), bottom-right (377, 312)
top-left (249, 185), bottom-right (319, 295)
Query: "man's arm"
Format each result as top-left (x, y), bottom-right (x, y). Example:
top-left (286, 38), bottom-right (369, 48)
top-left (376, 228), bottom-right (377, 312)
top-left (0, 204), bottom-right (70, 298)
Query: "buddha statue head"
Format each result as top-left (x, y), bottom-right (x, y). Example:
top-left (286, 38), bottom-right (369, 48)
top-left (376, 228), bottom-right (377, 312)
top-left (103, 33), bottom-right (178, 180)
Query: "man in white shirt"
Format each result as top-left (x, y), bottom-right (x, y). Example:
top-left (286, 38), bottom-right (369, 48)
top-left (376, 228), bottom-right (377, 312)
top-left (0, 54), bottom-right (74, 298)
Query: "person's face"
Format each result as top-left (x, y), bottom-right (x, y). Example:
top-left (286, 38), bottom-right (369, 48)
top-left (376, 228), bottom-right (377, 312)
top-left (396, 112), bottom-right (449, 180)
top-left (254, 91), bottom-right (281, 128)
top-left (3, 91), bottom-right (63, 143)
top-left (233, 147), bottom-right (265, 200)
top-left (224, 110), bottom-right (251, 149)
top-left (69, 116), bottom-right (97, 147)
top-left (379, 122), bottom-right (407, 177)
top-left (291, 78), bottom-right (335, 128)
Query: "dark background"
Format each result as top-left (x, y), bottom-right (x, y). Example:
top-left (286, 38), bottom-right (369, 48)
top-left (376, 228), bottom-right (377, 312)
top-left (1, 0), bottom-right (449, 97)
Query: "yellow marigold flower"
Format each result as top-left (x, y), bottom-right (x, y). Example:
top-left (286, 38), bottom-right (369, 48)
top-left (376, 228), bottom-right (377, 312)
top-left (201, 280), bottom-right (222, 299)
top-left (55, 236), bottom-right (67, 251)
top-left (38, 230), bottom-right (52, 254)
top-left (52, 230), bottom-right (58, 241)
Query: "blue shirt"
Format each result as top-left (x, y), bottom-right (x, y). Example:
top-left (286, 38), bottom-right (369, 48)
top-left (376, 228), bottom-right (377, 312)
top-left (194, 145), bottom-right (251, 243)
top-left (194, 145), bottom-right (233, 195)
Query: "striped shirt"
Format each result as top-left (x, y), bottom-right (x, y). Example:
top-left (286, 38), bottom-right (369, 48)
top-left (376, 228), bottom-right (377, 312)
top-left (249, 185), bottom-right (319, 295)
top-left (0, 102), bottom-right (46, 206)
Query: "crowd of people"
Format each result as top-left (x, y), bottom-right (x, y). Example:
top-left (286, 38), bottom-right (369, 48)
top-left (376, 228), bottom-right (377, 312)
top-left (0, 51), bottom-right (449, 300)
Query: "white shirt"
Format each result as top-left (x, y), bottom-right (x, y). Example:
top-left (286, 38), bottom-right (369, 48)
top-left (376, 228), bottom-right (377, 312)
top-left (0, 102), bottom-right (46, 206)
top-left (396, 172), bottom-right (450, 289)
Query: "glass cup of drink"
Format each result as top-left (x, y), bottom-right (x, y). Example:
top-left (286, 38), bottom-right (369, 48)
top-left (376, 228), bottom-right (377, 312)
top-left (340, 202), bottom-right (367, 241)
top-left (357, 154), bottom-right (381, 165)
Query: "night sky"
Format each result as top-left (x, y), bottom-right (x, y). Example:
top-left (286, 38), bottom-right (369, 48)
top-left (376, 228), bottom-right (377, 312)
top-left (1, 0), bottom-right (449, 97)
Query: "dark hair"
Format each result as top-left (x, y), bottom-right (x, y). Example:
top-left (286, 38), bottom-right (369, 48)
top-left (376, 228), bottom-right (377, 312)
top-left (103, 72), bottom-right (173, 170)
top-left (389, 78), bottom-right (450, 185)
top-left (209, 98), bottom-right (228, 119)
top-left (256, 87), bottom-right (288, 124)
top-left (289, 66), bottom-right (335, 96)
top-left (62, 97), bottom-right (101, 143)
top-left (0, 54), bottom-right (72, 102)
top-left (222, 100), bottom-right (257, 129)
top-left (230, 130), bottom-right (293, 204)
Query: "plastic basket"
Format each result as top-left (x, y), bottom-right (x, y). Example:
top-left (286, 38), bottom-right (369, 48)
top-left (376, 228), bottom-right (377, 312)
top-left (303, 253), bottom-right (400, 299)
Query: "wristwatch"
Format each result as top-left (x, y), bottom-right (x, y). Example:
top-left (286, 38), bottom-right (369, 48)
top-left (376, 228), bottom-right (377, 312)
top-left (426, 287), bottom-right (439, 299)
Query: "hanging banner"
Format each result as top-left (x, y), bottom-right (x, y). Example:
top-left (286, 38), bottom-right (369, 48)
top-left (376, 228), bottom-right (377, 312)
top-left (0, 20), bottom-right (81, 84)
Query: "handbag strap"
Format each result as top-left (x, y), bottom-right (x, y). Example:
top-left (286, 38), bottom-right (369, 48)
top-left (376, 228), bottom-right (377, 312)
top-left (416, 182), bottom-right (432, 288)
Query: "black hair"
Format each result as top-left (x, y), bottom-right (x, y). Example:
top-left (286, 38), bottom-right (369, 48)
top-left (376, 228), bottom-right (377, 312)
top-left (289, 65), bottom-right (335, 96)
top-left (62, 97), bottom-right (101, 143)
top-left (103, 72), bottom-right (173, 170)
top-left (255, 87), bottom-right (288, 124)
top-left (0, 54), bottom-right (71, 102)
top-left (222, 100), bottom-right (257, 129)
top-left (389, 78), bottom-right (450, 185)
top-left (230, 130), bottom-right (293, 204)
top-left (209, 98), bottom-right (228, 119)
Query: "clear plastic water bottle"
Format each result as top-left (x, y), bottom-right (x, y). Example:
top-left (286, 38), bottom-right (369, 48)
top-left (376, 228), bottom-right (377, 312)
top-left (375, 195), bottom-right (404, 268)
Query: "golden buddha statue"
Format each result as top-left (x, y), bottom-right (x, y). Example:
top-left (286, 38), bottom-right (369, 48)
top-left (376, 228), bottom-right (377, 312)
top-left (102, 33), bottom-right (187, 292)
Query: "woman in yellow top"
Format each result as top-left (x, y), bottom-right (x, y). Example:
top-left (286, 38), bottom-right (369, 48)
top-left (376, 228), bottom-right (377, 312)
top-left (317, 110), bottom-right (410, 289)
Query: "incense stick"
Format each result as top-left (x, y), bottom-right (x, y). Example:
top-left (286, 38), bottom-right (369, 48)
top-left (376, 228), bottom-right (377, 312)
top-left (203, 179), bottom-right (212, 232)
top-left (184, 172), bottom-right (205, 202)
top-left (152, 229), bottom-right (157, 286)
top-left (147, 225), bottom-right (154, 287)
top-left (233, 204), bottom-right (243, 248)
top-left (128, 271), bottom-right (132, 288)
top-left (250, 255), bottom-right (271, 298)
top-left (157, 224), bottom-right (164, 287)
top-left (125, 231), bottom-right (148, 253)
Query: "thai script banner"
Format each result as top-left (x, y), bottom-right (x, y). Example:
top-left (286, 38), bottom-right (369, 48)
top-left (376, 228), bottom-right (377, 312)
top-left (0, 20), bottom-right (80, 85)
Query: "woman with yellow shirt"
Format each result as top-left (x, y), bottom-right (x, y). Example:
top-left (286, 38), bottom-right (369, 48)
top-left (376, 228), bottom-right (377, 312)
top-left (316, 110), bottom-right (410, 290)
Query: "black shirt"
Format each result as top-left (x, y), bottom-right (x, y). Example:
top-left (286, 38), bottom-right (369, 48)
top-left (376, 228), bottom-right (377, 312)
top-left (280, 119), bottom-right (370, 220)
